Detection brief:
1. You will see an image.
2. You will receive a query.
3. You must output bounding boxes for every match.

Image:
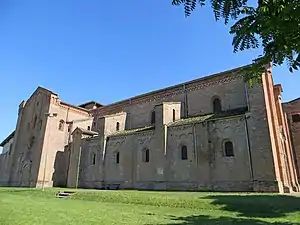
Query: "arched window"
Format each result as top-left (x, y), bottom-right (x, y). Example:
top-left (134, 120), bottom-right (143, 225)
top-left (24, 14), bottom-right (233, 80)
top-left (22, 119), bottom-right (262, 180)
top-left (173, 109), bottom-right (176, 122)
top-left (151, 111), bottom-right (156, 124)
top-left (91, 153), bottom-right (96, 165)
top-left (213, 97), bottom-right (222, 113)
top-left (59, 120), bottom-right (65, 131)
top-left (116, 122), bottom-right (120, 131)
top-left (116, 152), bottom-right (120, 164)
top-left (143, 149), bottom-right (150, 163)
top-left (224, 141), bottom-right (234, 157)
top-left (87, 126), bottom-right (91, 131)
top-left (181, 145), bottom-right (188, 160)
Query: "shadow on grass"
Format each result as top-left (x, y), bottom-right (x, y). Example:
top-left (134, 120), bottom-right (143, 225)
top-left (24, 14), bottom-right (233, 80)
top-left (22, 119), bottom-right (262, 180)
top-left (151, 214), bottom-right (299, 225)
top-left (204, 195), bottom-right (300, 218)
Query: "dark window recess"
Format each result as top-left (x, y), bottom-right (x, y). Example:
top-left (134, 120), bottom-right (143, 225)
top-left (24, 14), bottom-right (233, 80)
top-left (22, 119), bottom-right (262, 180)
top-left (92, 153), bottom-right (96, 165)
top-left (116, 122), bottom-right (120, 131)
top-left (173, 109), bottom-right (176, 122)
top-left (87, 126), bottom-right (91, 131)
top-left (116, 152), bottom-right (120, 164)
top-left (59, 120), bottom-right (65, 131)
top-left (292, 114), bottom-right (300, 123)
top-left (151, 111), bottom-right (156, 124)
top-left (181, 146), bottom-right (188, 160)
top-left (225, 141), bottom-right (234, 157)
top-left (143, 149), bottom-right (150, 162)
top-left (213, 98), bottom-right (222, 113)
top-left (38, 120), bottom-right (42, 131)
top-left (33, 116), bottom-right (37, 129)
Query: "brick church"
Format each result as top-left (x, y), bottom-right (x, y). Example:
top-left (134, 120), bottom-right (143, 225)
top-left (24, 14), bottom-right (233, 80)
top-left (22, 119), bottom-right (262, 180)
top-left (0, 64), bottom-right (300, 193)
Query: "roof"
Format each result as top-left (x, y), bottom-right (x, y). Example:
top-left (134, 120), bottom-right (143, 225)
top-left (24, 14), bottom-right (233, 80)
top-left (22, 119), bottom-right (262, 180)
top-left (60, 101), bottom-right (90, 113)
top-left (169, 107), bottom-right (248, 126)
top-left (0, 131), bottom-right (15, 147)
top-left (109, 126), bottom-right (154, 137)
top-left (72, 127), bottom-right (98, 136)
top-left (78, 101), bottom-right (103, 108)
top-left (284, 97), bottom-right (300, 105)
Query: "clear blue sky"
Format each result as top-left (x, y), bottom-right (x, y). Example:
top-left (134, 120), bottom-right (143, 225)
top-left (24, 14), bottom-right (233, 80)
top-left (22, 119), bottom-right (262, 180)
top-left (0, 0), bottom-right (299, 146)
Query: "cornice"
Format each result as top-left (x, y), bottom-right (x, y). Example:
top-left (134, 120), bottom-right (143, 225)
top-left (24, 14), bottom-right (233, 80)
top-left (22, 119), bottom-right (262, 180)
top-left (94, 73), bottom-right (244, 117)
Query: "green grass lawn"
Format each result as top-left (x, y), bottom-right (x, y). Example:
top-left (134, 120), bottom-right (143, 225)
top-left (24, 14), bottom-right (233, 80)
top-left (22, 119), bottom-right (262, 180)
top-left (0, 188), bottom-right (300, 225)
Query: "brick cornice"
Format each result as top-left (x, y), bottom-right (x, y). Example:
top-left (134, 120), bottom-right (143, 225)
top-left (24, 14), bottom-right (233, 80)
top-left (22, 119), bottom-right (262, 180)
top-left (52, 99), bottom-right (91, 116)
top-left (94, 72), bottom-right (244, 116)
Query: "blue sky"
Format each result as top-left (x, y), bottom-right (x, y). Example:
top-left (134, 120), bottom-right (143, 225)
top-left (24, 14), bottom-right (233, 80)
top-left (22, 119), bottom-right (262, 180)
top-left (0, 0), bottom-right (299, 147)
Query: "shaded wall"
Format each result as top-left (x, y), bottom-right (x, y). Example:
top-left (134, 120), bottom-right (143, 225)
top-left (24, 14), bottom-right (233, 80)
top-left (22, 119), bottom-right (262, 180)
top-left (0, 152), bottom-right (11, 186)
top-left (78, 116), bottom-right (263, 192)
top-left (53, 149), bottom-right (70, 187)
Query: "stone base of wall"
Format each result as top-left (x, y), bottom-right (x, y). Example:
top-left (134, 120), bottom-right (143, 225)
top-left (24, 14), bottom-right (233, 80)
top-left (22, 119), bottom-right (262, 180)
top-left (253, 180), bottom-right (281, 193)
top-left (36, 180), bottom-right (53, 188)
top-left (78, 181), bottom-right (103, 189)
top-left (70, 180), bottom-right (291, 193)
top-left (102, 181), bottom-right (254, 192)
top-left (0, 181), bottom-right (9, 187)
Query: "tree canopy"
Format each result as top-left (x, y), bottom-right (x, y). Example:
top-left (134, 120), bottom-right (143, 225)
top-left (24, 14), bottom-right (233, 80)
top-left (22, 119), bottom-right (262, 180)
top-left (172, 0), bottom-right (300, 81)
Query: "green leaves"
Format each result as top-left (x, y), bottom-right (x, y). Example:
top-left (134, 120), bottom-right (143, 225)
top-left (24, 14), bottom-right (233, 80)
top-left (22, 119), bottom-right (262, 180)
top-left (172, 0), bottom-right (300, 80)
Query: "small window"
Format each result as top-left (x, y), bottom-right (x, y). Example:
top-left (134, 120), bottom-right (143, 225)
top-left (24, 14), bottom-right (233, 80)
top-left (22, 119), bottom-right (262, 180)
top-left (292, 114), bottom-right (300, 123)
top-left (213, 97), bottom-right (222, 113)
top-left (33, 116), bottom-right (37, 129)
top-left (151, 111), bottom-right (156, 124)
top-left (9, 144), bottom-right (12, 155)
top-left (181, 146), bottom-right (188, 160)
top-left (116, 122), bottom-right (120, 131)
top-left (143, 149), bottom-right (150, 163)
top-left (29, 136), bottom-right (35, 149)
top-left (38, 120), bottom-right (42, 131)
top-left (224, 141), bottom-right (234, 157)
top-left (173, 109), bottom-right (176, 122)
top-left (87, 126), bottom-right (91, 131)
top-left (91, 153), bottom-right (96, 165)
top-left (59, 120), bottom-right (65, 131)
top-left (116, 152), bottom-right (120, 164)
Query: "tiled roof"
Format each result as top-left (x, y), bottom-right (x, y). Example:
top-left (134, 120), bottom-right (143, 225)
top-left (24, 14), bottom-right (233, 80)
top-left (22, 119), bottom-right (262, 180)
top-left (169, 107), bottom-right (248, 126)
top-left (78, 101), bottom-right (103, 108)
top-left (109, 126), bottom-right (154, 137)
top-left (169, 114), bottom-right (214, 126)
top-left (73, 127), bottom-right (98, 136)
top-left (0, 131), bottom-right (15, 147)
top-left (284, 97), bottom-right (300, 104)
top-left (105, 107), bottom-right (247, 137)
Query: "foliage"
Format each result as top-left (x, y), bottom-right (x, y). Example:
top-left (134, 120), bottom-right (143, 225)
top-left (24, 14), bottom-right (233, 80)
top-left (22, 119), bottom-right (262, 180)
top-left (172, 0), bottom-right (300, 81)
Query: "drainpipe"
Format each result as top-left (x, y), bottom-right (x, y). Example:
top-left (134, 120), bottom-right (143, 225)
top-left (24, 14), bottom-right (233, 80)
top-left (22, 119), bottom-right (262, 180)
top-left (244, 84), bottom-right (250, 111)
top-left (193, 123), bottom-right (198, 168)
top-left (75, 146), bottom-right (82, 189)
top-left (244, 115), bottom-right (254, 182)
top-left (164, 124), bottom-right (167, 155)
top-left (102, 136), bottom-right (109, 188)
top-left (183, 84), bottom-right (188, 118)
